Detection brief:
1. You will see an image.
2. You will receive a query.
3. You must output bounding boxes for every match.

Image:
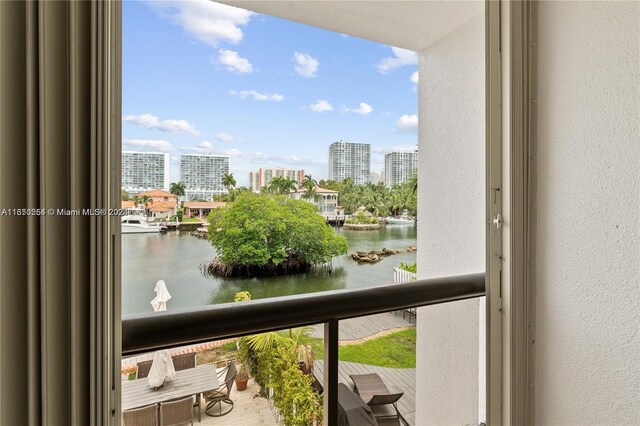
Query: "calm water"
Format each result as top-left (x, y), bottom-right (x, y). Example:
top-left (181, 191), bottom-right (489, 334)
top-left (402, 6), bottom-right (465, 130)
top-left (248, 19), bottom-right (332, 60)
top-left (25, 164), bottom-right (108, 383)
top-left (122, 226), bottom-right (416, 315)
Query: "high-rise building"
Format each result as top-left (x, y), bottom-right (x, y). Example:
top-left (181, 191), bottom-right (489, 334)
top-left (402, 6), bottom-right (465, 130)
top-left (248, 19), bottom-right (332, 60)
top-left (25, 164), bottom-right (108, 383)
top-left (180, 154), bottom-right (230, 200)
top-left (249, 168), bottom-right (305, 192)
top-left (121, 151), bottom-right (170, 194)
top-left (328, 141), bottom-right (370, 185)
top-left (384, 151), bottom-right (418, 187)
top-left (370, 170), bottom-right (384, 185)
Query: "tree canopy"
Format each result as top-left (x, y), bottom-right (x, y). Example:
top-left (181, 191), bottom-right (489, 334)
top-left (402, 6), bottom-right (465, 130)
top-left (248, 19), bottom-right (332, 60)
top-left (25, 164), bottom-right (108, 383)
top-left (206, 193), bottom-right (347, 276)
top-left (169, 181), bottom-right (186, 197)
top-left (317, 177), bottom-right (417, 216)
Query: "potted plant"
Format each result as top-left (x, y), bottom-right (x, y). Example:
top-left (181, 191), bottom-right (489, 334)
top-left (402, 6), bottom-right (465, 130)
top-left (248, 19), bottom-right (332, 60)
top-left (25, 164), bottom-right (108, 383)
top-left (233, 291), bottom-right (252, 391)
top-left (235, 363), bottom-right (249, 391)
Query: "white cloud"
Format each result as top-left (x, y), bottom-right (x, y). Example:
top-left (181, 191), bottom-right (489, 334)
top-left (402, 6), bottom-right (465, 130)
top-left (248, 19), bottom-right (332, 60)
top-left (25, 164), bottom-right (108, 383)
top-left (122, 139), bottom-right (174, 152)
top-left (184, 141), bottom-right (243, 157)
top-left (247, 151), bottom-right (323, 167)
top-left (229, 90), bottom-right (284, 102)
top-left (215, 132), bottom-right (236, 143)
top-left (396, 114), bottom-right (419, 134)
top-left (222, 148), bottom-right (243, 157)
top-left (344, 102), bottom-right (373, 115)
top-left (308, 99), bottom-right (333, 113)
top-left (123, 113), bottom-right (201, 136)
top-left (410, 71), bottom-right (419, 84)
top-left (293, 52), bottom-right (320, 78)
top-left (147, 0), bottom-right (253, 47)
top-left (217, 49), bottom-right (253, 74)
top-left (376, 47), bottom-right (418, 74)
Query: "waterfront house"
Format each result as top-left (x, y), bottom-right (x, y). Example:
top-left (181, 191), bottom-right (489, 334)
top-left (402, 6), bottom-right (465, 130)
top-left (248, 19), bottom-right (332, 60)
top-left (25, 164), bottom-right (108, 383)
top-left (290, 186), bottom-right (339, 216)
top-left (0, 2), bottom-right (637, 425)
top-left (136, 189), bottom-right (179, 206)
top-left (183, 201), bottom-right (227, 219)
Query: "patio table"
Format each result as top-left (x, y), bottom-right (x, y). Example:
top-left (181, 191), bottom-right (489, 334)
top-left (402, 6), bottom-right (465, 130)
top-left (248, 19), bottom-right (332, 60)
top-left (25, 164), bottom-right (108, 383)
top-left (122, 364), bottom-right (219, 422)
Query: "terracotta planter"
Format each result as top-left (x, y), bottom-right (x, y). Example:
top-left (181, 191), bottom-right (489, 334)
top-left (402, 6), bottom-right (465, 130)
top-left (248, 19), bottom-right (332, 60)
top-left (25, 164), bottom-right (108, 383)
top-left (235, 376), bottom-right (249, 391)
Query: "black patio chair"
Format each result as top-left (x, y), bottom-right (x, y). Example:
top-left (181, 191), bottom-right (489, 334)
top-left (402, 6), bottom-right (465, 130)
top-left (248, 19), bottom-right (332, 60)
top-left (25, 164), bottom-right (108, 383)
top-left (203, 361), bottom-right (237, 417)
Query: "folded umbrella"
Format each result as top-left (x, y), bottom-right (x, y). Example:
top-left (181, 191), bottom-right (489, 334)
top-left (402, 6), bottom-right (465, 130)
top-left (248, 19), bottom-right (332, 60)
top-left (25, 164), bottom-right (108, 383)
top-left (148, 280), bottom-right (176, 388)
top-left (151, 279), bottom-right (172, 312)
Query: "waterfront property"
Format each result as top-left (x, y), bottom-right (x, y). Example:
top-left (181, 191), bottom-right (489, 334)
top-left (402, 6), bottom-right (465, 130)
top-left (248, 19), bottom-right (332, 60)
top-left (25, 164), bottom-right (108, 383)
top-left (290, 186), bottom-right (340, 215)
top-left (183, 201), bottom-right (226, 219)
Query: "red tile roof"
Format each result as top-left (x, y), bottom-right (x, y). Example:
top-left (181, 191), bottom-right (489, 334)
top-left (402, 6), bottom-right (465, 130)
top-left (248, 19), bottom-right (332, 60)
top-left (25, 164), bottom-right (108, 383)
top-left (137, 189), bottom-right (177, 198)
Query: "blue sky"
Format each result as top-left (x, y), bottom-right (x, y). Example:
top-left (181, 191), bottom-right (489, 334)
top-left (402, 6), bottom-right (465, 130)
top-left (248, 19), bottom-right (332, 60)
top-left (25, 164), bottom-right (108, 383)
top-left (123, 0), bottom-right (418, 186)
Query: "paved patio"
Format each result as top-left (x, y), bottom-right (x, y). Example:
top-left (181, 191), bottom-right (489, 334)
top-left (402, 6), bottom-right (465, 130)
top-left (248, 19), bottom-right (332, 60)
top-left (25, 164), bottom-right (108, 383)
top-left (198, 378), bottom-right (275, 425)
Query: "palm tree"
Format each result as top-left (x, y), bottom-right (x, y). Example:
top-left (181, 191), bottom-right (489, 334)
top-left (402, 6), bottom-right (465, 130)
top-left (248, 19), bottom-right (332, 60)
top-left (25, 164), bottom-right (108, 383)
top-left (281, 177), bottom-right (297, 193)
top-left (245, 327), bottom-right (314, 374)
top-left (301, 185), bottom-right (319, 202)
top-left (407, 174), bottom-right (418, 195)
top-left (169, 181), bottom-right (186, 197)
top-left (302, 174), bottom-right (317, 191)
top-left (133, 195), bottom-right (153, 216)
top-left (268, 176), bottom-right (297, 195)
top-left (222, 173), bottom-right (236, 192)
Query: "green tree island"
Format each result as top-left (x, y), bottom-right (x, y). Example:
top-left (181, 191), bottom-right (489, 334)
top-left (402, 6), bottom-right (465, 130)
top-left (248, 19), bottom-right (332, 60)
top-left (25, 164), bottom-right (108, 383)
top-left (205, 193), bottom-right (348, 277)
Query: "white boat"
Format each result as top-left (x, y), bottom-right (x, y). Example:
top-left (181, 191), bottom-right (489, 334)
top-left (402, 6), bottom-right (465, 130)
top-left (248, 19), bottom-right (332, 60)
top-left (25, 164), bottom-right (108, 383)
top-left (122, 216), bottom-right (167, 234)
top-left (385, 216), bottom-right (416, 225)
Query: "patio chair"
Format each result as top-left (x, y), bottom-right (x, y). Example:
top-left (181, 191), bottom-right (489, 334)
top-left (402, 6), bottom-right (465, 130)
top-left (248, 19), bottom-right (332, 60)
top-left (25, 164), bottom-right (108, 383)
top-left (349, 373), bottom-right (407, 426)
top-left (204, 361), bottom-right (236, 417)
top-left (122, 404), bottom-right (158, 426)
top-left (171, 353), bottom-right (196, 371)
top-left (136, 360), bottom-right (153, 379)
top-left (159, 396), bottom-right (194, 426)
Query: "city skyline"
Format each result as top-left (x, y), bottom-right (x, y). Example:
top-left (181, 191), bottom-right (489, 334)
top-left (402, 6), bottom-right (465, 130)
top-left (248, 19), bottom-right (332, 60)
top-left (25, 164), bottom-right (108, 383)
top-left (122, 1), bottom-right (417, 187)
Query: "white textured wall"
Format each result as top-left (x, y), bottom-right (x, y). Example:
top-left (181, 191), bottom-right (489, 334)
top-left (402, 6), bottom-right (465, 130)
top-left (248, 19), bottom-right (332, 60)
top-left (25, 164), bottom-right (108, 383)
top-left (415, 12), bottom-right (485, 425)
top-left (535, 2), bottom-right (640, 424)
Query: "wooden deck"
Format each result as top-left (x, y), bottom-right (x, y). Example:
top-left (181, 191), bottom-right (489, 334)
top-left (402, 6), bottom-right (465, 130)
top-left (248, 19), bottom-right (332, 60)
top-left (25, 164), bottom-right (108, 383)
top-left (314, 361), bottom-right (416, 425)
top-left (309, 312), bottom-right (414, 341)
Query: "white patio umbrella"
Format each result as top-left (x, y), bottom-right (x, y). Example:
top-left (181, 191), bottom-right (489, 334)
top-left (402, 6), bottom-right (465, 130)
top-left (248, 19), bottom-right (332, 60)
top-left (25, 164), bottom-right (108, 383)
top-left (150, 279), bottom-right (172, 312)
top-left (147, 280), bottom-right (176, 388)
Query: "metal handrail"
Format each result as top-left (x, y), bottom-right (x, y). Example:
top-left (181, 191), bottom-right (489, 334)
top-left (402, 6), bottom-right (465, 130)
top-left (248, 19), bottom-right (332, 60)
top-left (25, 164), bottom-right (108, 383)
top-left (122, 272), bottom-right (484, 356)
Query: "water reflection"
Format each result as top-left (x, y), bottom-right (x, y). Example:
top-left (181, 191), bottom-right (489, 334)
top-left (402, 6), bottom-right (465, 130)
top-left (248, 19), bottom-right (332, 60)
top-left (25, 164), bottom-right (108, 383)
top-left (122, 226), bottom-right (416, 315)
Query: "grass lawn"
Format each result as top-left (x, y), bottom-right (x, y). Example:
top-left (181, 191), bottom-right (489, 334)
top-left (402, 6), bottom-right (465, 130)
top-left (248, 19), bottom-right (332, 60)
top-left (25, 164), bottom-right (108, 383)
top-left (339, 328), bottom-right (416, 368)
top-left (301, 328), bottom-right (416, 369)
top-left (180, 217), bottom-right (203, 223)
top-left (195, 328), bottom-right (416, 370)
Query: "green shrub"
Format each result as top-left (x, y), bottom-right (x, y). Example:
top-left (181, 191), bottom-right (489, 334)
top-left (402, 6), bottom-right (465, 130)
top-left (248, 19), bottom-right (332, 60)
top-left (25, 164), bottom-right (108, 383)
top-left (398, 262), bottom-right (417, 273)
top-left (238, 335), bottom-right (322, 425)
top-left (345, 211), bottom-right (379, 225)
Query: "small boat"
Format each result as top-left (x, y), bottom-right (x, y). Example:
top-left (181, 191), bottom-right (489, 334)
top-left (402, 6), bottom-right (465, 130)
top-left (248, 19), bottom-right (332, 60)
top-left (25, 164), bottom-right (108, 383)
top-left (122, 216), bottom-right (167, 234)
top-left (385, 216), bottom-right (416, 225)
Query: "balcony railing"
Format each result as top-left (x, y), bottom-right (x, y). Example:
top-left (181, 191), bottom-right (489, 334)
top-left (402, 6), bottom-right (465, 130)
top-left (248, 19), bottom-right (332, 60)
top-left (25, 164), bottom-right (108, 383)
top-left (122, 272), bottom-right (484, 425)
